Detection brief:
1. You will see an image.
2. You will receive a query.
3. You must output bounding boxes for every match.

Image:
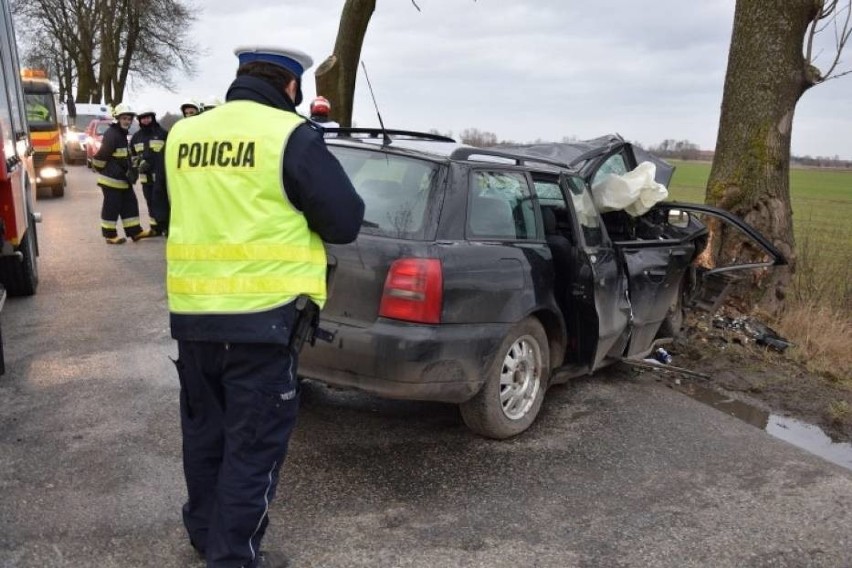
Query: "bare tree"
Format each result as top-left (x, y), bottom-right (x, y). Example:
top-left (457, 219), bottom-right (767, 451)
top-left (460, 128), bottom-right (498, 147)
top-left (317, 0), bottom-right (476, 127)
top-left (13, 0), bottom-right (198, 105)
top-left (100, 0), bottom-right (199, 104)
top-left (315, 0), bottom-right (376, 127)
top-left (12, 0), bottom-right (103, 102)
top-left (705, 0), bottom-right (851, 314)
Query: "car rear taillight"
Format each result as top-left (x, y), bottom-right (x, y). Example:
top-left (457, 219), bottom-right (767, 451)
top-left (379, 258), bottom-right (443, 324)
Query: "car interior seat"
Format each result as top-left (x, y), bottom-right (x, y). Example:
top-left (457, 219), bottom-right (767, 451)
top-left (468, 195), bottom-right (515, 238)
top-left (542, 207), bottom-right (575, 309)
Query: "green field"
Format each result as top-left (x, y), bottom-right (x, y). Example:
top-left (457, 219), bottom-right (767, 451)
top-left (667, 160), bottom-right (852, 313)
top-left (667, 159), bottom-right (852, 253)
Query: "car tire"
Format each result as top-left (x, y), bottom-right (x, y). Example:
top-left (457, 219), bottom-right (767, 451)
top-left (0, 215), bottom-right (38, 297)
top-left (459, 317), bottom-right (550, 439)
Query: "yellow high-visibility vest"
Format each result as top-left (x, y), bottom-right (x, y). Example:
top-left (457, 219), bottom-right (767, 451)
top-left (165, 100), bottom-right (327, 314)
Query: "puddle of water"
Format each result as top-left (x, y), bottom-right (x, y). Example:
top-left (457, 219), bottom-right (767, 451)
top-left (671, 381), bottom-right (852, 472)
top-left (766, 415), bottom-right (852, 472)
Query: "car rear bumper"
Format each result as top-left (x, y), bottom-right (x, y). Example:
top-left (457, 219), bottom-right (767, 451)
top-left (298, 319), bottom-right (511, 403)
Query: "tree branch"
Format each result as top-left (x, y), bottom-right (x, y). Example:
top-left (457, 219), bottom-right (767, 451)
top-left (804, 0), bottom-right (851, 84)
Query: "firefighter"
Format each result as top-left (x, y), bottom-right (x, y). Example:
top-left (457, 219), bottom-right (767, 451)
top-left (91, 103), bottom-right (154, 244)
top-left (308, 96), bottom-right (339, 129)
top-left (201, 95), bottom-right (223, 112)
top-left (180, 99), bottom-right (201, 118)
top-left (164, 45), bottom-right (364, 567)
top-left (130, 108), bottom-right (168, 236)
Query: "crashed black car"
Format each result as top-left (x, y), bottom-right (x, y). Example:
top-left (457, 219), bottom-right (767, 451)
top-left (299, 131), bottom-right (786, 439)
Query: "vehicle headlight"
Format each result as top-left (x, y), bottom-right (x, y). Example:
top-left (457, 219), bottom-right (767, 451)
top-left (40, 167), bottom-right (61, 179)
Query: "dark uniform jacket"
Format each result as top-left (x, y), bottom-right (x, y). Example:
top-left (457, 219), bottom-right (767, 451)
top-left (93, 123), bottom-right (132, 187)
top-left (164, 75), bottom-right (365, 344)
top-left (130, 120), bottom-right (168, 186)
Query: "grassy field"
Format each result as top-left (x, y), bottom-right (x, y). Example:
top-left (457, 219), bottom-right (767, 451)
top-left (666, 160), bottom-right (852, 273)
top-left (667, 160), bottom-right (852, 232)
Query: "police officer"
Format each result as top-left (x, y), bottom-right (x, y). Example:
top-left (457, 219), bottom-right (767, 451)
top-left (164, 45), bottom-right (364, 567)
top-left (130, 108), bottom-right (168, 236)
top-left (91, 103), bottom-right (154, 244)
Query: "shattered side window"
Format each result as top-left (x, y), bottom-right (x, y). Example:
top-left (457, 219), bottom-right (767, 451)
top-left (534, 180), bottom-right (565, 207)
top-left (592, 153), bottom-right (628, 188)
top-left (566, 175), bottom-right (603, 247)
top-left (469, 170), bottom-right (537, 240)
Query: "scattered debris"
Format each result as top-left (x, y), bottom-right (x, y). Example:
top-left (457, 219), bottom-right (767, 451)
top-left (620, 356), bottom-right (711, 380)
top-left (654, 347), bottom-right (673, 365)
top-left (712, 315), bottom-right (793, 353)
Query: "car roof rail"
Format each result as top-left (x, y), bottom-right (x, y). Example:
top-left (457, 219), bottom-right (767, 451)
top-left (449, 147), bottom-right (571, 170)
top-left (322, 127), bottom-right (456, 143)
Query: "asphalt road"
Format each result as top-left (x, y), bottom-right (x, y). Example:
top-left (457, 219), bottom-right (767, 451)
top-left (1, 166), bottom-right (851, 568)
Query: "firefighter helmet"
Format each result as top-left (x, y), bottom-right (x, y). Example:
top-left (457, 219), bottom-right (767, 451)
top-left (113, 103), bottom-right (136, 118)
top-left (136, 108), bottom-right (156, 119)
top-left (180, 99), bottom-right (201, 117)
top-left (202, 96), bottom-right (223, 111)
top-left (310, 96), bottom-right (331, 117)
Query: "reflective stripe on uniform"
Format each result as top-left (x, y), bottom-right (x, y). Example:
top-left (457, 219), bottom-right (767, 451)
top-left (101, 220), bottom-right (118, 229)
top-left (133, 143), bottom-right (145, 153)
top-left (167, 243), bottom-right (326, 264)
top-left (167, 275), bottom-right (325, 297)
top-left (97, 175), bottom-right (129, 189)
top-left (113, 148), bottom-right (129, 158)
top-left (149, 140), bottom-right (165, 152)
top-left (91, 158), bottom-right (107, 169)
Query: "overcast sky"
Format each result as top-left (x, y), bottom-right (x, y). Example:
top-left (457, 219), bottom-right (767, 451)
top-left (128, 0), bottom-right (852, 159)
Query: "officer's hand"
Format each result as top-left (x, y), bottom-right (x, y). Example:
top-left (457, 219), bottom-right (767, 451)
top-left (138, 159), bottom-right (151, 174)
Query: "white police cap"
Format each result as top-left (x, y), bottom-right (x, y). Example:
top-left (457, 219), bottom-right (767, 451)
top-left (234, 46), bottom-right (314, 77)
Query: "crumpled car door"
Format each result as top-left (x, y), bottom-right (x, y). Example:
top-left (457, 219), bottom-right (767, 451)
top-left (558, 173), bottom-right (631, 370)
top-left (652, 201), bottom-right (787, 311)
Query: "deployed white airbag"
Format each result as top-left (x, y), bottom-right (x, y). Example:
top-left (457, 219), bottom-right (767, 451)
top-left (591, 161), bottom-right (669, 217)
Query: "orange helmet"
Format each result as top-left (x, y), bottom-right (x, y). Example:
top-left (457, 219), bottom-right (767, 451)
top-left (310, 96), bottom-right (331, 116)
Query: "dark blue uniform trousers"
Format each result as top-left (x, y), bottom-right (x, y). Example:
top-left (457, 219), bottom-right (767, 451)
top-left (174, 341), bottom-right (300, 568)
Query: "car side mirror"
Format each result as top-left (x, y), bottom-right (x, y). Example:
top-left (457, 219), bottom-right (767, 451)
top-left (667, 209), bottom-right (690, 228)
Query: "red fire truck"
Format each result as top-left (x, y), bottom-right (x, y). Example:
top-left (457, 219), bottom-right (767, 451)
top-left (0, 0), bottom-right (41, 371)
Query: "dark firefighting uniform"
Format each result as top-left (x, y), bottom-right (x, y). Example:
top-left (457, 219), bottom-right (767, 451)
top-left (164, 74), bottom-right (364, 567)
top-left (91, 122), bottom-right (144, 239)
top-left (130, 118), bottom-right (168, 234)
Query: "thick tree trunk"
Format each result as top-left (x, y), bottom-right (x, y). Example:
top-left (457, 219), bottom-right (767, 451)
top-left (75, 57), bottom-right (99, 103)
top-left (705, 0), bottom-right (820, 315)
top-left (315, 0), bottom-right (376, 126)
